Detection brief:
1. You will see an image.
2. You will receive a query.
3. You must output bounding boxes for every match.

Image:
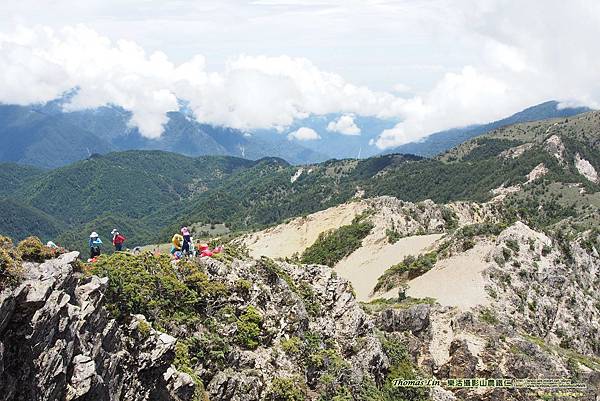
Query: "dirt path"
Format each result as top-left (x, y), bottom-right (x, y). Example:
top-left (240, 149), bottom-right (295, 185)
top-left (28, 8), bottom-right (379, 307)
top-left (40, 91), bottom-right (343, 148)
top-left (335, 234), bottom-right (444, 302)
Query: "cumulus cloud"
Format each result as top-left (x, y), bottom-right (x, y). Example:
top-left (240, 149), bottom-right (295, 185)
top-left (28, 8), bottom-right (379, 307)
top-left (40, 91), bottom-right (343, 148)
top-left (2, 0), bottom-right (600, 146)
top-left (287, 127), bottom-right (320, 141)
top-left (0, 25), bottom-right (396, 138)
top-left (326, 114), bottom-right (361, 135)
top-left (375, 66), bottom-right (512, 148)
top-left (372, 0), bottom-right (600, 148)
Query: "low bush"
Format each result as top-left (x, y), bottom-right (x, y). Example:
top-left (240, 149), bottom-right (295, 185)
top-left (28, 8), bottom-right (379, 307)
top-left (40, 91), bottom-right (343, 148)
top-left (385, 229), bottom-right (401, 244)
top-left (187, 332), bottom-right (230, 370)
top-left (235, 305), bottom-right (262, 349)
top-left (0, 248), bottom-right (22, 289)
top-left (301, 213), bottom-right (374, 267)
top-left (90, 253), bottom-right (225, 325)
top-left (17, 236), bottom-right (57, 262)
top-left (373, 252), bottom-right (438, 293)
top-left (266, 377), bottom-right (306, 401)
top-left (281, 336), bottom-right (302, 356)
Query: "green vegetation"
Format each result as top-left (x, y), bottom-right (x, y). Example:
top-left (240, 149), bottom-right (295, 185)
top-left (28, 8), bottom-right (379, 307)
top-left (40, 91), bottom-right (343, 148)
top-left (186, 332), bottom-right (230, 371)
top-left (301, 212), bottom-right (374, 267)
top-left (281, 337), bottom-right (303, 356)
top-left (373, 252), bottom-right (438, 293)
top-left (17, 236), bottom-right (59, 262)
top-left (372, 335), bottom-right (429, 401)
top-left (385, 228), bottom-right (401, 244)
top-left (90, 252), bottom-right (224, 326)
top-left (0, 163), bottom-right (44, 197)
top-left (479, 308), bottom-right (499, 325)
top-left (235, 305), bottom-right (263, 350)
top-left (436, 222), bottom-right (506, 256)
top-left (0, 108), bottom-right (598, 258)
top-left (361, 297), bottom-right (437, 314)
top-left (0, 198), bottom-right (64, 241)
top-left (0, 235), bottom-right (22, 289)
top-left (523, 334), bottom-right (600, 371)
top-left (441, 207), bottom-right (459, 230)
top-left (136, 319), bottom-right (151, 339)
top-left (455, 222), bottom-right (504, 238)
top-left (266, 377), bottom-right (306, 401)
top-left (581, 227), bottom-right (600, 253)
top-left (173, 341), bottom-right (205, 401)
top-left (0, 235), bottom-right (62, 289)
top-left (234, 278), bottom-right (252, 295)
top-left (462, 138), bottom-right (523, 161)
top-left (297, 282), bottom-right (321, 317)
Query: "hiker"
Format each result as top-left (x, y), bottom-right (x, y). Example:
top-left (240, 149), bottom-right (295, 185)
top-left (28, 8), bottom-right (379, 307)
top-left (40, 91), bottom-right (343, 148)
top-left (89, 232), bottom-right (102, 259)
top-left (181, 226), bottom-right (191, 255)
top-left (111, 229), bottom-right (127, 252)
top-left (171, 233), bottom-right (183, 256)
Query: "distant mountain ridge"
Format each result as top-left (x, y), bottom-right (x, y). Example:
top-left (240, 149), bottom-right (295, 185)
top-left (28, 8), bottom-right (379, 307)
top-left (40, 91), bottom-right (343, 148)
top-left (0, 99), bottom-right (592, 168)
top-left (381, 101), bottom-right (591, 157)
top-left (0, 102), bottom-right (328, 168)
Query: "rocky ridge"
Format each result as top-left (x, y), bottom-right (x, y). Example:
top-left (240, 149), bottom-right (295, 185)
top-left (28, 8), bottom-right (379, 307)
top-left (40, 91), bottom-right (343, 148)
top-left (0, 251), bottom-right (194, 401)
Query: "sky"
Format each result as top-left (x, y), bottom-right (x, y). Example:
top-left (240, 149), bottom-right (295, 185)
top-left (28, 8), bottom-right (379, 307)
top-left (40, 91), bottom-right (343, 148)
top-left (1, 0), bottom-right (600, 148)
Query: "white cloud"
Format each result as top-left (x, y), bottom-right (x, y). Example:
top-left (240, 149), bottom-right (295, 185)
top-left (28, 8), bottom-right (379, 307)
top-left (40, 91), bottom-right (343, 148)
top-left (375, 66), bottom-right (512, 148)
top-left (1, 0), bottom-right (600, 146)
top-left (392, 83), bottom-right (412, 94)
top-left (287, 127), bottom-right (320, 141)
top-left (0, 25), bottom-right (397, 138)
top-left (372, 0), bottom-right (600, 149)
top-left (326, 114), bottom-right (361, 135)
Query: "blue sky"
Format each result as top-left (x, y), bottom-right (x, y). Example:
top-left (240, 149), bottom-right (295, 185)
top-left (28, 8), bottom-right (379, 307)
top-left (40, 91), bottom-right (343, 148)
top-left (1, 0), bottom-right (599, 147)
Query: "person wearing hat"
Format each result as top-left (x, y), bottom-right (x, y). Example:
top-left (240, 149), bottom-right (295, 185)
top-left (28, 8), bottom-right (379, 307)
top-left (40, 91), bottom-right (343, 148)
top-left (89, 232), bottom-right (103, 259)
top-left (111, 229), bottom-right (127, 252)
top-left (180, 226), bottom-right (191, 255)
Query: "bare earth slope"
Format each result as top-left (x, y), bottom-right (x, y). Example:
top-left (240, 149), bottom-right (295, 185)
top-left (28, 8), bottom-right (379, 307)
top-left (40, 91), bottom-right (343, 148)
top-left (241, 196), bottom-right (499, 308)
top-left (385, 241), bottom-right (494, 310)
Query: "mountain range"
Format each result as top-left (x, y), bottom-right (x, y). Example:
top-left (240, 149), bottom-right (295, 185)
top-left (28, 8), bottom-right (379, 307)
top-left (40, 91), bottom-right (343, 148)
top-left (1, 108), bottom-right (599, 256)
top-left (0, 101), bottom-right (326, 168)
top-left (2, 108), bottom-right (600, 401)
top-left (0, 99), bottom-right (592, 168)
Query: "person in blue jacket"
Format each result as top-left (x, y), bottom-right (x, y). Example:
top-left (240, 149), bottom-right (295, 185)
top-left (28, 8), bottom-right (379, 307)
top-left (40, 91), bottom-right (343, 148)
top-left (89, 232), bottom-right (103, 259)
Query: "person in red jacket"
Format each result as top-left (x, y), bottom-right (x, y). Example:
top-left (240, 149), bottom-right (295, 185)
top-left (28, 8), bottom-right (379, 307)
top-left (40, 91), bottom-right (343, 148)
top-left (111, 229), bottom-right (127, 252)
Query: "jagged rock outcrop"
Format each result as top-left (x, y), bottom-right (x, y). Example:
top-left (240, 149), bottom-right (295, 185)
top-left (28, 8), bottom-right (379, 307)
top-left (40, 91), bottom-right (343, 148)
top-left (486, 222), bottom-right (600, 356)
top-left (370, 302), bottom-right (600, 401)
top-left (1, 248), bottom-right (394, 401)
top-left (0, 252), bottom-right (193, 401)
top-left (196, 256), bottom-right (389, 399)
top-left (362, 219), bottom-right (600, 400)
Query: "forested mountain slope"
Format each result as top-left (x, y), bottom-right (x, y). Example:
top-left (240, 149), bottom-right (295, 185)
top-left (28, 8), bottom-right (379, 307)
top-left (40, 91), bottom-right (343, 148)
top-left (0, 111), bottom-right (599, 254)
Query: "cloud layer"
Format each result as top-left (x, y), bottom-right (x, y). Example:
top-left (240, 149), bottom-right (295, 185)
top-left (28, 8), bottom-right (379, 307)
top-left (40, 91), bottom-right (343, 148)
top-left (1, 0), bottom-right (600, 147)
top-left (0, 25), bottom-right (398, 138)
